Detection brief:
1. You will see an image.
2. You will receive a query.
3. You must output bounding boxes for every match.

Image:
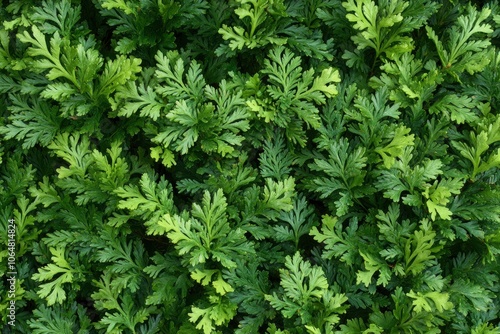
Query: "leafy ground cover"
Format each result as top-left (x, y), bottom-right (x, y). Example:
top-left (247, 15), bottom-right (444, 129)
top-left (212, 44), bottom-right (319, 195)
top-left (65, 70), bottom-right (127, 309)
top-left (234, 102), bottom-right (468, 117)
top-left (1, 0), bottom-right (499, 333)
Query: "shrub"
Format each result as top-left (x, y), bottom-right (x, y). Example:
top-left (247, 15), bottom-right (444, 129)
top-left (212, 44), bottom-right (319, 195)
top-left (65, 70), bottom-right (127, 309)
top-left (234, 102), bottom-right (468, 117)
top-left (1, 0), bottom-right (499, 333)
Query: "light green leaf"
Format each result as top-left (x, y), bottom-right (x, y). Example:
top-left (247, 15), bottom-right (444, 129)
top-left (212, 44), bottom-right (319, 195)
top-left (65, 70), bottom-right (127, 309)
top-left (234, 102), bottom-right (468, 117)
top-left (407, 290), bottom-right (453, 313)
top-left (32, 248), bottom-right (75, 305)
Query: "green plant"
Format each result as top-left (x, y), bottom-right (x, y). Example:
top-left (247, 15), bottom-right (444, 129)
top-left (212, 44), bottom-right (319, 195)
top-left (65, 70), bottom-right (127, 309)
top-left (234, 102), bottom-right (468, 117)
top-left (0, 0), bottom-right (499, 333)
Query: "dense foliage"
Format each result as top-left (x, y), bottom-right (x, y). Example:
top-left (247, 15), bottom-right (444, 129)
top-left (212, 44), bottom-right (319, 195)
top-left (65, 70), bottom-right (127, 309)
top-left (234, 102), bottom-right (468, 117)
top-left (1, 0), bottom-right (500, 333)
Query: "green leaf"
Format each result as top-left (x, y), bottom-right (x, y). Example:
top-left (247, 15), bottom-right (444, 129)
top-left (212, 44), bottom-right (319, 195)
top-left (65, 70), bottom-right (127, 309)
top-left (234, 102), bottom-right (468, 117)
top-left (115, 173), bottom-right (175, 229)
top-left (48, 132), bottom-right (92, 179)
top-left (17, 26), bottom-right (77, 85)
top-left (259, 133), bottom-right (296, 179)
top-left (98, 55), bottom-right (142, 98)
top-left (155, 189), bottom-right (254, 268)
top-left (265, 252), bottom-right (348, 326)
top-left (189, 295), bottom-right (238, 334)
top-left (356, 251), bottom-right (392, 287)
top-left (426, 6), bottom-right (493, 78)
top-left (261, 176), bottom-right (295, 215)
top-left (153, 59), bottom-right (249, 156)
top-left (218, 0), bottom-right (288, 51)
top-left (343, 0), bottom-right (437, 60)
top-left (191, 268), bottom-right (218, 286)
top-left (429, 94), bottom-right (478, 124)
top-left (404, 219), bottom-right (441, 275)
top-left (155, 50), bottom-right (205, 101)
top-left (28, 303), bottom-right (92, 334)
top-left (32, 247), bottom-right (76, 305)
top-left (112, 80), bottom-right (165, 120)
top-left (422, 178), bottom-right (464, 220)
top-left (450, 278), bottom-right (493, 316)
top-left (273, 195), bottom-right (316, 249)
top-left (310, 215), bottom-right (359, 264)
top-left (407, 290), bottom-right (453, 313)
top-left (247, 46), bottom-right (340, 145)
top-left (93, 229), bottom-right (147, 292)
top-left (375, 125), bottom-right (415, 169)
top-left (101, 0), bottom-right (135, 15)
top-left (31, 0), bottom-right (82, 37)
top-left (212, 273), bottom-right (234, 296)
top-left (91, 273), bottom-right (156, 332)
top-left (310, 138), bottom-right (368, 216)
top-left (0, 95), bottom-right (62, 149)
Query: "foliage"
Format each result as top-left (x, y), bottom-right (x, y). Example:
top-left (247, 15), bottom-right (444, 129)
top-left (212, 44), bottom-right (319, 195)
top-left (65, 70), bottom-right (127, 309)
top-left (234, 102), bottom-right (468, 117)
top-left (0, 0), bottom-right (499, 333)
